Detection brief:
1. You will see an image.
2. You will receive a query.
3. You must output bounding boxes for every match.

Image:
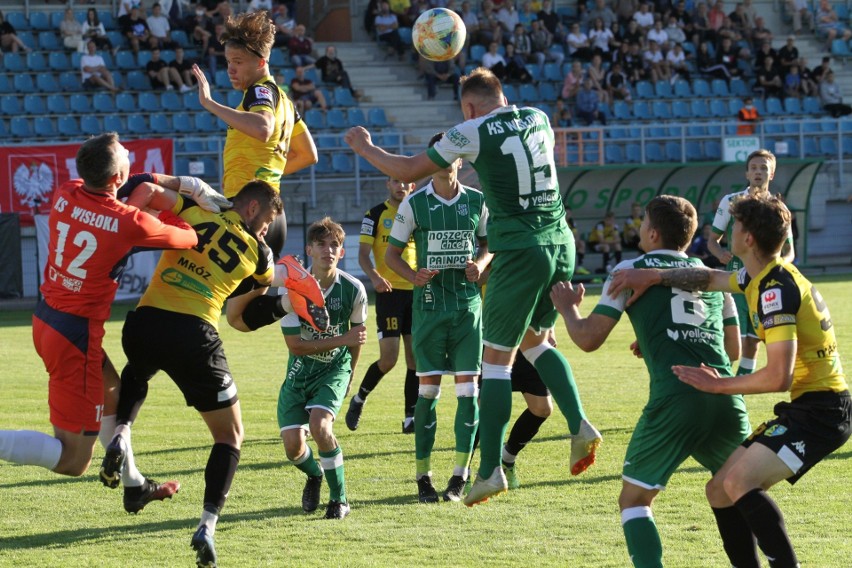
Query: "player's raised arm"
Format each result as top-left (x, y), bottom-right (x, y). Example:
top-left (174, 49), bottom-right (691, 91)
top-left (551, 281), bottom-right (618, 352)
top-left (345, 126), bottom-right (441, 183)
top-left (607, 266), bottom-right (734, 306)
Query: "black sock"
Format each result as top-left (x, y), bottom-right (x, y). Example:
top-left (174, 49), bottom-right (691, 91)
top-left (358, 361), bottom-right (385, 401)
top-left (116, 365), bottom-right (149, 425)
top-left (504, 409), bottom-right (547, 459)
top-left (404, 368), bottom-right (418, 417)
top-left (241, 295), bottom-right (288, 331)
top-left (204, 443), bottom-right (241, 511)
top-left (712, 506), bottom-right (761, 568)
top-left (734, 489), bottom-right (799, 568)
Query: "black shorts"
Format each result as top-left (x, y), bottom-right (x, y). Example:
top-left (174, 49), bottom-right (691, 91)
top-left (511, 352), bottom-right (549, 397)
top-left (375, 289), bottom-right (412, 339)
top-left (122, 307), bottom-right (238, 412)
top-left (743, 390), bottom-right (851, 484)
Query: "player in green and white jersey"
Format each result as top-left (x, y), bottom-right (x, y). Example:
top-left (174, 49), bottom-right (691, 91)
top-left (346, 67), bottom-right (602, 506)
top-left (385, 132), bottom-right (492, 503)
top-left (278, 217), bottom-right (368, 520)
top-left (551, 196), bottom-right (750, 568)
top-left (708, 149), bottom-right (795, 376)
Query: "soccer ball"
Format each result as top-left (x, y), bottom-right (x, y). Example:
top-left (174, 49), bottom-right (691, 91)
top-left (412, 8), bottom-right (466, 62)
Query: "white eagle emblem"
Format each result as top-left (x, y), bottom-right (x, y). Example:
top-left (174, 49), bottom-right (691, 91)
top-left (13, 161), bottom-right (54, 209)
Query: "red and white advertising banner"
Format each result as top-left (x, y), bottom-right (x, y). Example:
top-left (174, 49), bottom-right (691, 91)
top-left (0, 138), bottom-right (173, 225)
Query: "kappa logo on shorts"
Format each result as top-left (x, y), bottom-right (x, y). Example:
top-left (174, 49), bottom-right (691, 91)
top-left (761, 288), bottom-right (782, 313)
top-left (792, 440), bottom-right (806, 455)
top-left (764, 424), bottom-right (787, 437)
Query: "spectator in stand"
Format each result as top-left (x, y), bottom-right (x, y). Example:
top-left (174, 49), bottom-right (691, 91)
top-left (644, 39), bottom-right (671, 83)
top-left (622, 203), bottom-right (643, 249)
top-left (290, 66), bottom-right (329, 113)
top-left (272, 3), bottom-right (296, 46)
top-left (248, 0), bottom-right (273, 12)
top-left (82, 8), bottom-right (115, 54)
top-left (481, 40), bottom-right (508, 81)
top-left (777, 35), bottom-right (799, 71)
top-left (820, 70), bottom-right (852, 117)
top-left (529, 19), bottom-right (565, 74)
top-left (741, 0), bottom-right (757, 26)
top-left (816, 0), bottom-right (852, 45)
top-left (753, 40), bottom-right (777, 71)
top-left (288, 24), bottom-right (316, 67)
top-left (691, 2), bottom-right (713, 46)
top-left (421, 55), bottom-right (461, 100)
top-left (784, 63), bottom-right (804, 99)
top-left (697, 39), bottom-right (727, 79)
top-left (625, 41), bottom-right (650, 84)
top-left (798, 57), bottom-right (819, 96)
top-left (811, 55), bottom-right (832, 83)
top-left (375, 1), bottom-right (407, 60)
top-left (587, 210), bottom-right (621, 273)
top-left (182, 3), bottom-right (213, 56)
top-left (667, 42), bottom-right (691, 81)
top-left (147, 47), bottom-right (193, 92)
top-left (750, 15), bottom-right (773, 48)
top-left (622, 19), bottom-right (645, 47)
top-left (715, 36), bottom-right (742, 80)
top-left (589, 17), bottom-right (616, 55)
top-left (60, 8), bottom-right (84, 51)
top-left (727, 2), bottom-right (749, 38)
top-left (664, 15), bottom-right (687, 47)
top-left (552, 97), bottom-right (573, 127)
top-left (708, 0), bottom-right (726, 32)
top-left (478, 1), bottom-right (505, 46)
top-left (647, 20), bottom-right (669, 50)
top-left (170, 46), bottom-right (197, 88)
top-left (786, 0), bottom-right (814, 35)
top-left (518, 1), bottom-right (538, 27)
top-left (459, 1), bottom-right (481, 48)
top-left (633, 3), bottom-right (655, 33)
top-left (537, 0), bottom-right (567, 43)
top-left (567, 22), bottom-right (595, 61)
top-left (147, 3), bottom-right (176, 49)
top-left (121, 7), bottom-right (155, 54)
top-left (716, 16), bottom-right (749, 59)
top-left (614, 0), bottom-right (639, 28)
top-left (316, 45), bottom-right (361, 100)
top-left (756, 55), bottom-right (783, 99)
top-left (511, 22), bottom-right (534, 60)
top-left (562, 60), bottom-right (585, 100)
top-left (207, 22), bottom-right (226, 74)
top-left (688, 223), bottom-right (724, 268)
top-left (504, 42), bottom-right (536, 83)
top-left (0, 9), bottom-right (31, 53)
top-left (671, 1), bottom-right (694, 37)
top-left (609, 20), bottom-right (625, 51)
top-left (389, 0), bottom-right (414, 27)
top-left (81, 39), bottom-right (119, 92)
top-left (605, 61), bottom-right (632, 101)
top-left (587, 0), bottom-right (617, 29)
top-left (587, 53), bottom-right (610, 104)
top-left (117, 0), bottom-right (142, 19)
top-left (736, 96), bottom-right (759, 134)
top-left (565, 207), bottom-right (591, 275)
top-left (576, 76), bottom-right (607, 126)
top-left (497, 1), bottom-right (521, 34)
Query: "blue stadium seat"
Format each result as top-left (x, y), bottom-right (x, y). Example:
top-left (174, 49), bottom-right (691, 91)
top-left (174, 158), bottom-right (191, 175)
top-left (46, 93), bottom-right (70, 114)
top-left (213, 70), bottom-right (232, 89)
top-left (17, 31), bottom-right (36, 51)
top-left (381, 131), bottom-right (403, 149)
top-left (57, 71), bottom-right (79, 92)
top-left (784, 97), bottom-right (802, 114)
top-left (843, 136), bottom-right (852, 156)
top-left (819, 117), bottom-right (837, 132)
top-left (730, 78), bottom-right (750, 97)
top-left (47, 52), bottom-right (70, 72)
top-left (652, 101), bottom-right (671, 120)
top-left (161, 91), bottom-right (181, 111)
top-left (103, 115), bottom-right (125, 133)
top-left (543, 62), bottom-right (562, 82)
top-left (116, 50), bottom-right (137, 70)
top-left (704, 140), bottom-right (722, 160)
top-left (687, 124), bottom-right (707, 136)
top-left (763, 121), bottom-right (783, 135)
top-left (90, 92), bottom-right (115, 113)
top-left (79, 115), bottom-right (101, 136)
top-left (313, 153), bottom-right (332, 174)
top-left (667, 125), bottom-right (684, 137)
top-left (125, 71), bottom-right (151, 90)
top-left (368, 107), bottom-right (389, 127)
top-left (692, 79), bottom-right (711, 98)
top-left (226, 90), bottom-right (243, 108)
top-left (539, 82), bottom-right (558, 100)
top-left (150, 114), bottom-right (172, 133)
top-left (314, 133), bottom-right (338, 148)
top-left (181, 139), bottom-right (207, 153)
top-left (171, 29), bottom-right (189, 48)
top-left (711, 79), bottom-right (730, 97)
top-left (783, 139), bottom-right (799, 157)
top-left (635, 80), bottom-right (654, 99)
top-left (612, 100), bottom-right (631, 120)
top-left (685, 141), bottom-right (703, 161)
top-left (605, 144), bottom-right (625, 163)
top-left (0, 74), bottom-right (11, 93)
top-left (673, 80), bottom-right (692, 98)
top-left (625, 143), bottom-right (642, 163)
top-left (128, 115), bottom-right (150, 133)
top-left (29, 12), bottom-right (51, 30)
top-left (106, 30), bottom-right (124, 49)
top-left (304, 109), bottom-right (326, 130)
top-left (802, 119), bottom-right (821, 134)
top-left (39, 32), bottom-right (62, 51)
top-left (114, 92), bottom-right (134, 112)
top-left (69, 93), bottom-right (92, 113)
top-left (665, 141), bottom-right (682, 161)
top-left (24, 95), bottom-right (46, 114)
top-left (139, 92), bottom-right (161, 112)
top-left (654, 80), bottom-right (673, 98)
top-left (819, 136), bottom-right (838, 156)
top-left (645, 143), bottom-right (665, 162)
top-left (34, 116), bottom-right (56, 138)
top-left (502, 84), bottom-right (519, 102)
top-left (332, 152), bottom-right (354, 173)
top-left (5, 12), bottom-right (29, 31)
top-left (26, 52), bottom-right (48, 72)
top-left (357, 156), bottom-right (379, 173)
top-left (346, 108), bottom-right (367, 127)
top-left (268, 48), bottom-right (287, 67)
top-left (3, 53), bottom-right (26, 73)
top-left (470, 44), bottom-right (486, 63)
top-left (333, 87), bottom-right (356, 108)
top-left (633, 101), bottom-right (651, 120)
top-left (183, 92), bottom-right (203, 111)
top-left (648, 125), bottom-right (667, 138)
top-left (519, 83), bottom-right (539, 102)
top-left (727, 99), bottom-right (744, 116)
top-left (583, 146), bottom-right (600, 164)
top-left (50, 11), bottom-right (66, 28)
top-left (172, 112), bottom-right (195, 134)
top-left (326, 109), bottom-right (346, 129)
top-left (10, 116), bottom-right (33, 138)
top-left (672, 100), bottom-right (690, 119)
top-left (36, 73), bottom-right (60, 93)
top-left (13, 74), bottom-right (35, 93)
top-left (803, 137), bottom-right (820, 157)
top-left (765, 97), bottom-right (784, 116)
top-left (831, 39), bottom-right (851, 57)
top-left (802, 96), bottom-right (822, 114)
top-left (194, 113), bottom-right (217, 132)
top-left (0, 118), bottom-right (9, 137)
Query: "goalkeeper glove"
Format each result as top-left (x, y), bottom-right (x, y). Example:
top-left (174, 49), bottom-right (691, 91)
top-left (177, 176), bottom-right (233, 213)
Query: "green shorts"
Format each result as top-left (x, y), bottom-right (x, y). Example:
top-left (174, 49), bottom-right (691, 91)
top-left (622, 392), bottom-right (750, 490)
top-left (276, 364), bottom-right (350, 430)
top-left (483, 244), bottom-right (574, 350)
top-left (412, 308), bottom-right (482, 376)
top-left (734, 293), bottom-right (757, 339)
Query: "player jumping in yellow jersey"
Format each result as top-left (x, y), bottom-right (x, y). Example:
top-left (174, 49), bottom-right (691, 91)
top-left (608, 194), bottom-right (851, 568)
top-left (191, 10), bottom-right (324, 330)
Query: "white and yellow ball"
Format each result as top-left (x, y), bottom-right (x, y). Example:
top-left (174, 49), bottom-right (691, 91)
top-left (412, 8), bottom-right (466, 62)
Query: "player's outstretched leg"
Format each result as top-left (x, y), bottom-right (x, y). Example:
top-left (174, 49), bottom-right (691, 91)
top-left (124, 478), bottom-right (181, 514)
top-left (463, 465), bottom-right (508, 507)
top-left (415, 384), bottom-right (440, 503)
top-left (191, 525), bottom-right (217, 568)
top-left (278, 255), bottom-right (325, 308)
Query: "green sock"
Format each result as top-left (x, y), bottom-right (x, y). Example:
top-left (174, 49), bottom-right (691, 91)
top-left (623, 510), bottom-right (664, 568)
top-left (532, 348), bottom-right (586, 435)
top-left (290, 445), bottom-right (323, 478)
top-left (319, 446), bottom-right (345, 502)
top-left (477, 378), bottom-right (512, 478)
top-left (453, 395), bottom-right (478, 473)
top-left (414, 396), bottom-right (438, 471)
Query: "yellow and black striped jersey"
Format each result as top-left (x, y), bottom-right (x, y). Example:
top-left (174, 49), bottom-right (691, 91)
top-left (360, 200), bottom-right (416, 291)
top-left (222, 74), bottom-right (307, 198)
top-left (139, 196), bottom-right (273, 328)
top-left (731, 258), bottom-right (848, 399)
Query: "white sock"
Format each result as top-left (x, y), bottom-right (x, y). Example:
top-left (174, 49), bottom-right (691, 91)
top-left (199, 509), bottom-right (219, 536)
top-left (99, 414), bottom-right (117, 450)
top-left (0, 430), bottom-right (62, 470)
top-left (502, 445), bottom-right (517, 466)
top-left (117, 427), bottom-right (146, 488)
top-left (452, 465), bottom-right (469, 479)
top-left (738, 357), bottom-right (756, 372)
top-left (278, 289), bottom-right (293, 313)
